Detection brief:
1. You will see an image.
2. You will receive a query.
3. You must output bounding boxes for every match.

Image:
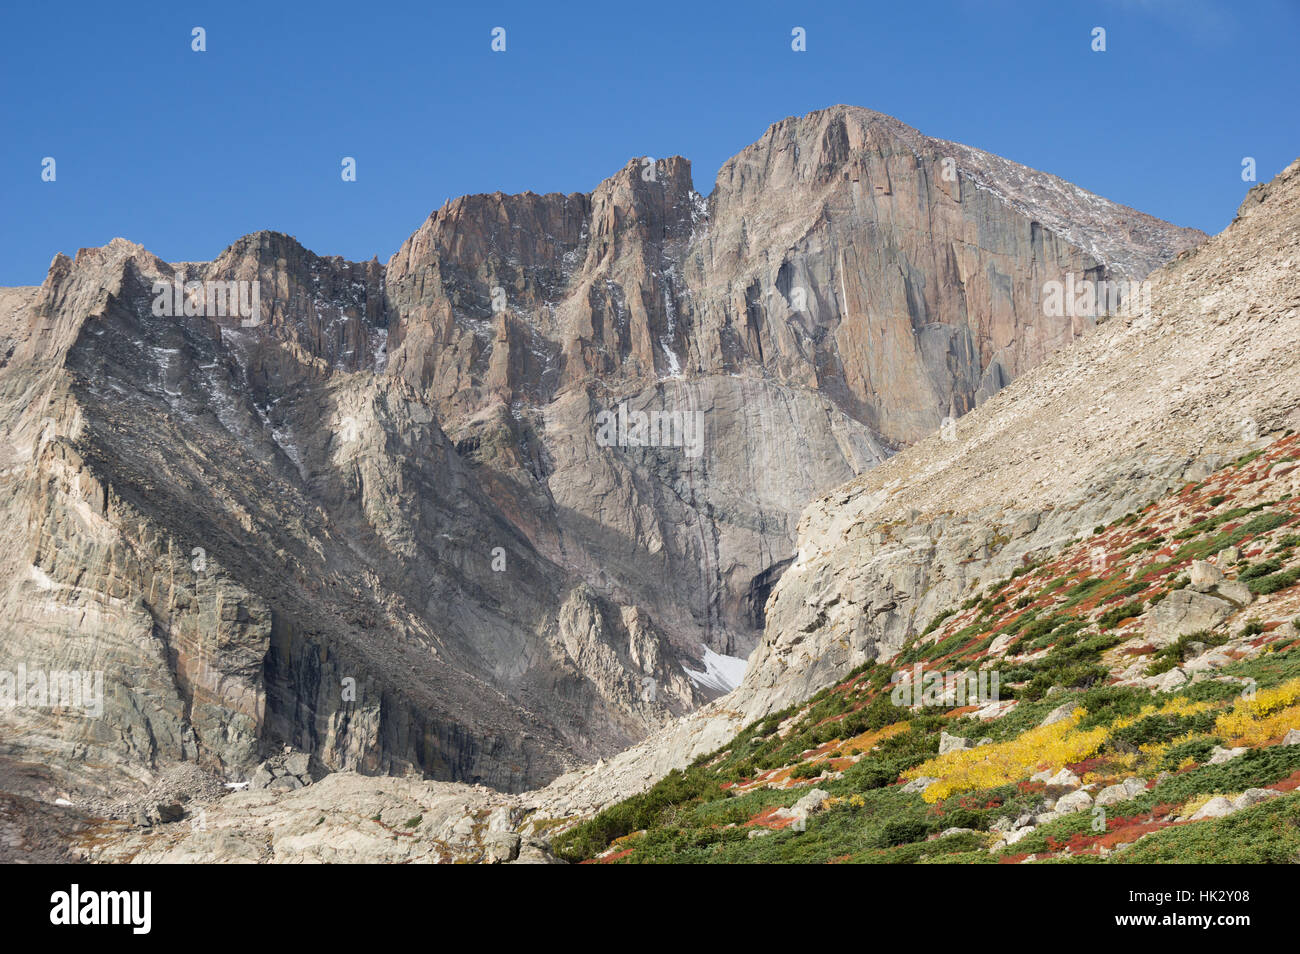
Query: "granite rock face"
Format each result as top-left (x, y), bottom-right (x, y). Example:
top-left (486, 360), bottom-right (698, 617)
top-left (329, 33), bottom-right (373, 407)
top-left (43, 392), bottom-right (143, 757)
top-left (0, 106), bottom-right (1202, 800)
top-left (504, 157), bottom-right (1298, 821)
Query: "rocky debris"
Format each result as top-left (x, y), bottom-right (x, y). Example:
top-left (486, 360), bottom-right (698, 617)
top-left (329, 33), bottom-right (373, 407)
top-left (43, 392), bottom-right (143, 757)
top-left (1054, 790), bottom-right (1094, 814)
top-left (1095, 778), bottom-right (1147, 807)
top-left (1208, 746), bottom-right (1249, 765)
top-left (78, 763), bottom-right (227, 827)
top-left (0, 789), bottom-right (93, 863)
top-left (248, 750), bottom-right (324, 792)
top-left (75, 772), bottom-right (538, 864)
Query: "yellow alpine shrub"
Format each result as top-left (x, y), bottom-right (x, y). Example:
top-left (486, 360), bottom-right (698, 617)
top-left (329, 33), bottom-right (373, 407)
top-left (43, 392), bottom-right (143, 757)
top-left (1214, 677), bottom-right (1300, 746)
top-left (903, 709), bottom-right (1108, 803)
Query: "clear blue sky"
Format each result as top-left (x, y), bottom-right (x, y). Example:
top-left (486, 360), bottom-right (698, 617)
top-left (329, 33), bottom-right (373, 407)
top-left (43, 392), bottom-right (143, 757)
top-left (2, 0), bottom-right (1296, 286)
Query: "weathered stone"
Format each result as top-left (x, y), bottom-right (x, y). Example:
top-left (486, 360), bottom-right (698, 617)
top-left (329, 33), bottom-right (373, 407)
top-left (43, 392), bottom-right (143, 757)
top-left (1146, 591), bottom-right (1232, 645)
top-left (1233, 788), bottom-right (1280, 809)
top-left (939, 731), bottom-right (974, 755)
top-left (1054, 790), bottom-right (1094, 814)
top-left (1208, 746), bottom-right (1249, 765)
top-left (1189, 560), bottom-right (1225, 592)
top-left (1189, 796), bottom-right (1237, 820)
top-left (791, 788), bottom-right (831, 815)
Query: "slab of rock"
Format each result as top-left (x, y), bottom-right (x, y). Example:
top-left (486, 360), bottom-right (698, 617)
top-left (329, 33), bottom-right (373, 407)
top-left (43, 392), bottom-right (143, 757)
top-left (1189, 796), bottom-right (1237, 820)
top-left (1055, 790), bottom-right (1094, 814)
top-left (1215, 581), bottom-right (1254, 607)
top-left (901, 776), bottom-right (938, 794)
top-left (1233, 788), bottom-right (1281, 810)
top-left (1146, 590), bottom-right (1233, 645)
top-left (939, 731), bottom-right (974, 755)
top-left (1040, 701), bottom-right (1076, 728)
top-left (792, 788), bottom-right (831, 815)
top-left (1208, 745), bottom-right (1249, 765)
top-left (1189, 560), bottom-right (1225, 592)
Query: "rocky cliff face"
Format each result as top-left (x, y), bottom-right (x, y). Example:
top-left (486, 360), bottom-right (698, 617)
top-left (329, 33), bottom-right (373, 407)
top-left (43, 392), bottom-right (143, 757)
top-left (515, 157), bottom-right (1298, 822)
top-left (0, 105), bottom-right (1202, 802)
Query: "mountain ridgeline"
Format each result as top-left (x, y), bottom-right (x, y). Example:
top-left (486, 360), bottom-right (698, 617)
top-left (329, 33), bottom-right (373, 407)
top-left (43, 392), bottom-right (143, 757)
top-left (0, 105), bottom-right (1203, 804)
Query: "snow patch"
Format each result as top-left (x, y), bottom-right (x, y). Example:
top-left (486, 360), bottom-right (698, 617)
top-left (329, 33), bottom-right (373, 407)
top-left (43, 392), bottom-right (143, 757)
top-left (683, 647), bottom-right (749, 693)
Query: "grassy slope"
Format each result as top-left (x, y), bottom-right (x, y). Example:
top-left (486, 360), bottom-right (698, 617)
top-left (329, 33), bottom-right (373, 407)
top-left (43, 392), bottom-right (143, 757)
top-left (551, 434), bottom-right (1300, 863)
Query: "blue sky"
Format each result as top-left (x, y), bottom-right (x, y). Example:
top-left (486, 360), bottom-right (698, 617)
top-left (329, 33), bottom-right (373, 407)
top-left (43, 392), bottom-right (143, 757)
top-left (1, 0), bottom-right (1295, 286)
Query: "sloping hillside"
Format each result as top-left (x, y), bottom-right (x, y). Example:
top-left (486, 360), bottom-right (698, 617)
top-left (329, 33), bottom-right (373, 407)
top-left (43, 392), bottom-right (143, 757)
top-left (553, 434), bottom-right (1300, 862)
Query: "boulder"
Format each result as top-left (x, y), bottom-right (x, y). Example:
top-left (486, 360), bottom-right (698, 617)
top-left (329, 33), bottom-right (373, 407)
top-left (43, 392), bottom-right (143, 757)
top-left (792, 788), bottom-right (831, 815)
top-left (1189, 796), bottom-right (1237, 820)
top-left (1094, 784), bottom-right (1131, 807)
top-left (939, 731), bottom-right (974, 755)
top-left (483, 832), bottom-right (521, 863)
top-left (1146, 590), bottom-right (1232, 645)
top-left (939, 827), bottom-right (977, 838)
top-left (1282, 729), bottom-right (1300, 746)
top-left (1208, 745), bottom-right (1248, 765)
top-left (249, 763), bottom-right (275, 791)
top-left (1189, 560), bottom-right (1225, 592)
top-left (1232, 788), bottom-right (1280, 810)
top-left (1045, 768), bottom-right (1082, 796)
top-left (1040, 701), bottom-right (1077, 728)
top-left (511, 838), bottom-right (563, 864)
top-left (1005, 825), bottom-right (1035, 845)
top-left (1055, 790), bottom-right (1094, 814)
top-left (1156, 667), bottom-right (1189, 692)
